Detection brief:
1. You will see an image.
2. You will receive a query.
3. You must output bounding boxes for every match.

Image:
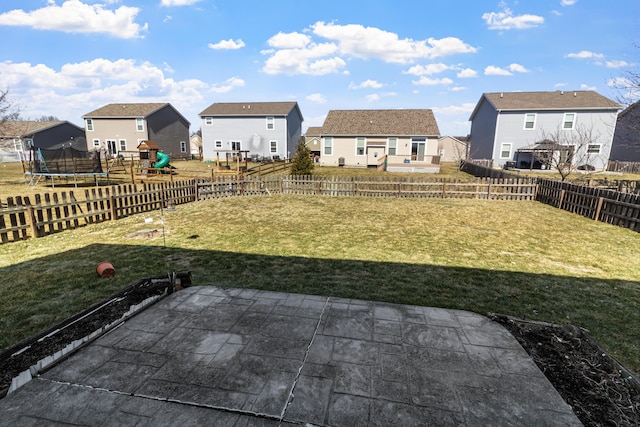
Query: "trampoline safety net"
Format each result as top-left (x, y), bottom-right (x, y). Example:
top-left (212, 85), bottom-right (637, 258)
top-left (31, 147), bottom-right (104, 174)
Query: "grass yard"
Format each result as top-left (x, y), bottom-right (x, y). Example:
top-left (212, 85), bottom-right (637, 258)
top-left (0, 194), bottom-right (639, 374)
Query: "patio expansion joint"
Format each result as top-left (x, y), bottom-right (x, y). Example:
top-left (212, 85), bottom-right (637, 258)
top-left (279, 296), bottom-right (331, 422)
top-left (45, 378), bottom-right (284, 422)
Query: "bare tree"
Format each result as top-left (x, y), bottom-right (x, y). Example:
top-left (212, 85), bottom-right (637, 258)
top-left (0, 88), bottom-right (21, 126)
top-left (533, 124), bottom-right (609, 181)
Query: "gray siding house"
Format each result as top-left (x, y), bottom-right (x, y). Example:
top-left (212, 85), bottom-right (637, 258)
top-left (199, 102), bottom-right (303, 162)
top-left (469, 91), bottom-right (621, 170)
top-left (610, 101), bottom-right (640, 162)
top-left (82, 103), bottom-right (191, 159)
top-left (0, 121), bottom-right (85, 161)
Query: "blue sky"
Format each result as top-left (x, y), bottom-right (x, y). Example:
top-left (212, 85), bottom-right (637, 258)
top-left (0, 0), bottom-right (637, 136)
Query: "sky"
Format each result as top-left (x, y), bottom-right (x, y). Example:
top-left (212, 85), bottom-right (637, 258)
top-left (0, 0), bottom-right (638, 136)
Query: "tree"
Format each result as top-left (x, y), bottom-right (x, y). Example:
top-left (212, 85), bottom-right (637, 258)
top-left (290, 137), bottom-right (314, 175)
top-left (533, 124), bottom-right (608, 181)
top-left (35, 115), bottom-right (59, 122)
top-left (0, 88), bottom-right (20, 126)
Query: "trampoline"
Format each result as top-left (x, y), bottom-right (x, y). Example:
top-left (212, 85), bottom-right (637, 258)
top-left (24, 146), bottom-right (109, 188)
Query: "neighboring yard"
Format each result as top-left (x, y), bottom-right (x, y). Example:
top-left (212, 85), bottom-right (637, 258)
top-left (0, 193), bottom-right (639, 374)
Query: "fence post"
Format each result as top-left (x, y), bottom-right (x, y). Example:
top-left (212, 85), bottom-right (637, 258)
top-left (595, 197), bottom-right (604, 221)
top-left (487, 180), bottom-right (492, 199)
top-left (558, 189), bottom-right (565, 209)
top-left (27, 206), bottom-right (40, 238)
top-left (109, 194), bottom-right (117, 220)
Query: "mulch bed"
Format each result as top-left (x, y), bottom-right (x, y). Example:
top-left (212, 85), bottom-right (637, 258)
top-left (1, 286), bottom-right (638, 426)
top-left (491, 314), bottom-right (640, 426)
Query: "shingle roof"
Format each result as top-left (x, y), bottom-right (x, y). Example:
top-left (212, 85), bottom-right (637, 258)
top-left (199, 102), bottom-right (299, 117)
top-left (482, 90), bottom-right (621, 111)
top-left (83, 103), bottom-right (168, 118)
top-left (0, 120), bottom-right (67, 137)
top-left (320, 109), bottom-right (440, 136)
top-left (305, 126), bottom-right (323, 137)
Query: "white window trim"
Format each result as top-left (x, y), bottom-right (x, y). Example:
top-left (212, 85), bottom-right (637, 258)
top-left (387, 137), bottom-right (397, 155)
top-left (563, 112), bottom-right (576, 130)
top-left (92, 139), bottom-right (100, 148)
top-left (135, 118), bottom-right (144, 132)
top-left (215, 140), bottom-right (222, 148)
top-left (587, 144), bottom-right (601, 154)
top-left (523, 113), bottom-right (536, 130)
top-left (119, 139), bottom-right (126, 152)
top-left (270, 140), bottom-right (278, 153)
top-left (204, 117), bottom-right (213, 126)
top-left (180, 141), bottom-right (187, 153)
top-left (266, 116), bottom-right (275, 130)
top-left (356, 137), bottom-right (366, 156)
top-left (86, 119), bottom-right (94, 132)
top-left (323, 137), bottom-right (333, 156)
top-left (499, 143), bottom-right (512, 159)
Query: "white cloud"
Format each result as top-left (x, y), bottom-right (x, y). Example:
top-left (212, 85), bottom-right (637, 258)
top-left (306, 93), bottom-right (327, 104)
top-left (580, 84), bottom-right (596, 91)
top-left (450, 86), bottom-right (467, 92)
top-left (605, 60), bottom-right (630, 69)
top-left (457, 68), bottom-right (478, 78)
top-left (412, 77), bottom-right (454, 86)
top-left (405, 63), bottom-right (451, 76)
top-left (0, 58), bottom-right (240, 125)
top-left (0, 0), bottom-right (147, 39)
top-left (262, 43), bottom-right (344, 75)
top-left (561, 0), bottom-right (578, 6)
top-left (555, 82), bottom-right (567, 87)
top-left (349, 80), bottom-right (384, 89)
top-left (482, 6), bottom-right (544, 30)
top-left (484, 65), bottom-right (512, 76)
top-left (208, 39), bottom-right (246, 50)
top-left (161, 0), bottom-right (201, 5)
top-left (366, 94), bottom-right (380, 102)
top-left (311, 21), bottom-right (476, 63)
top-left (565, 50), bottom-right (604, 59)
top-left (508, 63), bottom-right (529, 73)
top-left (267, 32), bottom-right (311, 49)
top-left (431, 102), bottom-right (476, 116)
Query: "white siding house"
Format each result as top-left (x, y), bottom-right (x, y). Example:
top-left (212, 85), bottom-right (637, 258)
top-left (469, 91), bottom-right (621, 170)
top-left (199, 102), bottom-right (303, 162)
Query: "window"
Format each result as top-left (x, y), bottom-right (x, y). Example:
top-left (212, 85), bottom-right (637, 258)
top-left (231, 141), bottom-right (241, 151)
top-left (136, 118), bottom-right (144, 132)
top-left (204, 117), bottom-right (213, 126)
top-left (500, 143), bottom-right (512, 159)
top-left (587, 144), bottom-right (601, 154)
top-left (266, 116), bottom-right (274, 130)
top-left (93, 139), bottom-right (100, 149)
top-left (323, 137), bottom-right (333, 156)
top-left (215, 140), bottom-right (222, 148)
top-left (119, 139), bottom-right (126, 152)
top-left (270, 140), bottom-right (278, 153)
top-left (86, 119), bottom-right (94, 131)
top-left (180, 141), bottom-right (187, 153)
top-left (524, 113), bottom-right (536, 129)
top-left (356, 137), bottom-right (365, 155)
top-left (388, 138), bottom-right (397, 155)
top-left (563, 113), bottom-right (576, 129)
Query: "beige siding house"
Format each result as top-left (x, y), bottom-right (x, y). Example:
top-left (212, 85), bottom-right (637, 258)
top-left (438, 136), bottom-right (469, 162)
top-left (318, 109), bottom-right (441, 172)
top-left (304, 126), bottom-right (322, 157)
top-left (83, 103), bottom-right (190, 160)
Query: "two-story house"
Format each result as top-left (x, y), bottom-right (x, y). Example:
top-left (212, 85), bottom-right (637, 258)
top-left (468, 91), bottom-right (621, 170)
top-left (318, 109), bottom-right (441, 172)
top-left (199, 102), bottom-right (303, 162)
top-left (82, 103), bottom-right (190, 159)
top-left (610, 100), bottom-right (640, 162)
top-left (0, 120), bottom-right (85, 154)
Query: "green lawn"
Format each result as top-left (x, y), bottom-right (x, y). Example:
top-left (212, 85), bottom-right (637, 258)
top-left (1, 195), bottom-right (639, 374)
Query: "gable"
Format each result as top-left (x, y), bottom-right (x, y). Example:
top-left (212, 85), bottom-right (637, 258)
top-left (0, 121), bottom-right (81, 138)
top-left (84, 103), bottom-right (169, 118)
top-left (199, 102), bottom-right (301, 119)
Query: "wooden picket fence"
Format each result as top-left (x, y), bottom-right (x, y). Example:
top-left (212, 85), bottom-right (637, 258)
top-left (2, 174), bottom-right (640, 244)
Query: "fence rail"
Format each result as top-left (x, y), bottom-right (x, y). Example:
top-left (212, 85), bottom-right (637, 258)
top-left (2, 173), bottom-right (639, 244)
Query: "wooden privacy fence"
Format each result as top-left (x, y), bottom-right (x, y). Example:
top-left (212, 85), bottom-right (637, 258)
top-left (536, 179), bottom-right (640, 231)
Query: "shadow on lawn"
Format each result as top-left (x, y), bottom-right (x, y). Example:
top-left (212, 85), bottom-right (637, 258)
top-left (1, 243), bottom-right (639, 374)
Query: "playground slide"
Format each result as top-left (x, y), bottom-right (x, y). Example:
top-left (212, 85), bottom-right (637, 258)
top-left (154, 151), bottom-right (170, 168)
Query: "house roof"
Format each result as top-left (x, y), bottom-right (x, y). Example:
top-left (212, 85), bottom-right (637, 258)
top-left (199, 102), bottom-right (301, 118)
top-left (0, 120), bottom-right (80, 137)
top-left (321, 109), bottom-right (440, 136)
top-left (83, 103), bottom-right (170, 118)
top-left (470, 90), bottom-right (621, 120)
top-left (618, 100), bottom-right (640, 119)
top-left (305, 126), bottom-right (323, 137)
top-left (137, 140), bottom-right (160, 150)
